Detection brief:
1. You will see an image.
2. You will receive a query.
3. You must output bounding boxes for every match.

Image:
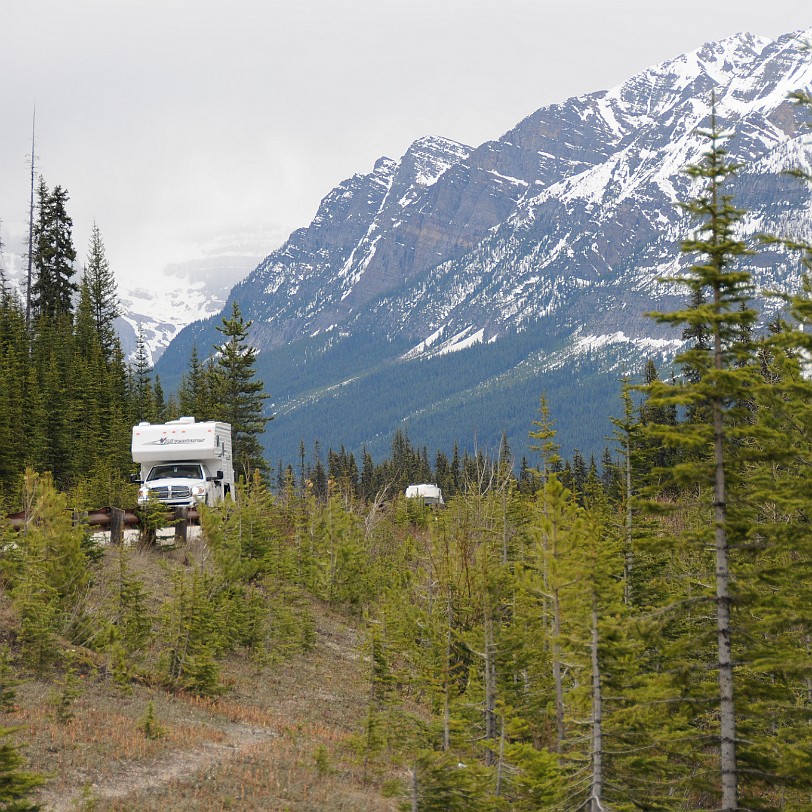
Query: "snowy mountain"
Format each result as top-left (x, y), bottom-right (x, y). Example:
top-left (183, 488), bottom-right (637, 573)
top-left (116, 256), bottom-right (260, 364)
top-left (158, 29), bottom-right (812, 463)
top-left (0, 248), bottom-right (256, 365)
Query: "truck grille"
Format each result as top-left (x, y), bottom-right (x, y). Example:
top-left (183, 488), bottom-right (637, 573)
top-left (148, 486), bottom-right (192, 501)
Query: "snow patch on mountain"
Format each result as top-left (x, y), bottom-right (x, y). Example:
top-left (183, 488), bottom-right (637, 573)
top-left (402, 324), bottom-right (493, 360)
top-left (573, 331), bottom-right (685, 355)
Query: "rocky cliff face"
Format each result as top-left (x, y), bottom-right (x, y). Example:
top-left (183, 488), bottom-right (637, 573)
top-left (158, 28), bottom-right (812, 462)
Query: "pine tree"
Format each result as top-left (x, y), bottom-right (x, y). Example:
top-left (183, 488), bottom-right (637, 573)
top-left (159, 567), bottom-right (224, 695)
top-left (360, 447), bottom-right (375, 502)
top-left (107, 543), bottom-right (152, 657)
top-left (83, 222), bottom-right (120, 361)
top-left (30, 318), bottom-right (75, 486)
top-left (211, 302), bottom-right (270, 480)
top-left (528, 395), bottom-right (561, 490)
top-left (178, 344), bottom-right (211, 419)
top-left (643, 104), bottom-right (758, 812)
top-left (130, 324), bottom-right (154, 423)
top-left (153, 375), bottom-right (167, 422)
top-left (69, 280), bottom-right (108, 486)
top-left (0, 727), bottom-right (44, 811)
top-left (32, 181), bottom-right (77, 321)
top-left (0, 284), bottom-right (27, 499)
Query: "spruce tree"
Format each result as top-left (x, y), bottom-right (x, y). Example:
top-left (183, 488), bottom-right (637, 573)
top-left (0, 727), bottom-right (44, 811)
top-left (211, 301), bottom-right (270, 480)
top-left (643, 105), bottom-right (758, 812)
top-left (0, 284), bottom-right (26, 499)
top-left (130, 324), bottom-right (154, 423)
top-left (83, 222), bottom-right (120, 361)
top-left (32, 181), bottom-right (77, 321)
top-left (178, 344), bottom-right (211, 419)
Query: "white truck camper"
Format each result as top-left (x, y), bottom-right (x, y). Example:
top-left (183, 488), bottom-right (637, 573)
top-left (132, 417), bottom-right (235, 507)
top-left (405, 483), bottom-right (445, 506)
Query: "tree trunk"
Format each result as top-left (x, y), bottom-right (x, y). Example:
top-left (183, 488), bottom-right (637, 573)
top-left (624, 433), bottom-right (633, 605)
top-left (713, 389), bottom-right (737, 812)
top-left (410, 764), bottom-right (419, 812)
top-left (549, 500), bottom-right (566, 754)
top-left (713, 284), bottom-right (737, 812)
top-left (483, 597), bottom-right (498, 765)
top-left (495, 714), bottom-right (506, 797)
top-left (590, 597), bottom-right (604, 812)
top-left (552, 586), bottom-right (566, 753)
top-left (443, 601), bottom-right (452, 751)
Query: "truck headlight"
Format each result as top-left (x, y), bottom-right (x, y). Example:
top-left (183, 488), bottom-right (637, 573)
top-left (191, 484), bottom-right (206, 496)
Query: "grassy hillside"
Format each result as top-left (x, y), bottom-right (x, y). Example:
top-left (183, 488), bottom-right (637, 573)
top-left (1, 538), bottom-right (402, 812)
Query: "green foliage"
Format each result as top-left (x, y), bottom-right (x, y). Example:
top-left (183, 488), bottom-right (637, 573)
top-left (501, 743), bottom-right (563, 810)
top-left (2, 471), bottom-right (96, 671)
top-left (138, 702), bottom-right (166, 740)
top-left (0, 647), bottom-right (44, 812)
top-left (0, 648), bottom-right (18, 713)
top-left (401, 751), bottom-right (496, 812)
top-left (32, 179), bottom-right (77, 322)
top-left (83, 222), bottom-right (120, 361)
top-left (49, 661), bottom-right (82, 725)
top-left (106, 544), bottom-right (152, 658)
top-left (313, 744), bottom-right (333, 777)
top-left (210, 301), bottom-right (271, 480)
top-left (2, 102), bottom-right (812, 812)
top-left (0, 726), bottom-right (44, 812)
top-left (628, 104), bottom-right (812, 810)
top-left (157, 566), bottom-right (225, 695)
top-left (135, 498), bottom-right (172, 545)
top-left (0, 202), bottom-right (134, 502)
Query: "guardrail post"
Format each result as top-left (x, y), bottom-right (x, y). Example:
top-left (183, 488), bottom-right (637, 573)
top-left (174, 507), bottom-right (188, 543)
top-left (110, 507), bottom-right (125, 545)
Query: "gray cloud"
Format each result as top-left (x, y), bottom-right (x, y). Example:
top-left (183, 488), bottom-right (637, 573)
top-left (1, 0), bottom-right (810, 288)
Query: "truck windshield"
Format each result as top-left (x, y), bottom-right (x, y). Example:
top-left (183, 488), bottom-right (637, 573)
top-left (147, 464), bottom-right (205, 481)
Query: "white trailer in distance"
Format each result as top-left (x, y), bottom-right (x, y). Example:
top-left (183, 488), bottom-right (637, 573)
top-left (405, 483), bottom-right (445, 506)
top-left (132, 417), bottom-right (235, 507)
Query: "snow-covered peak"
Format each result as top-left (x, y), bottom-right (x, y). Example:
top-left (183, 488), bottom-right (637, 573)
top-left (400, 135), bottom-right (472, 187)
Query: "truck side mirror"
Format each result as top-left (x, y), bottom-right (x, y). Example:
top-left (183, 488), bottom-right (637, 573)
top-left (130, 474), bottom-right (142, 484)
top-left (207, 471), bottom-right (224, 482)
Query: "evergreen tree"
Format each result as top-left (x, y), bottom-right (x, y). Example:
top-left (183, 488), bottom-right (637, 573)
top-left (360, 447), bottom-right (375, 502)
top-left (528, 395), bottom-right (561, 489)
top-left (153, 375), bottom-right (167, 422)
top-left (643, 105), bottom-right (758, 812)
top-left (83, 222), bottom-right (120, 361)
top-left (0, 284), bottom-right (27, 500)
top-left (178, 344), bottom-right (211, 419)
top-left (130, 324), bottom-right (154, 423)
top-left (211, 301), bottom-right (270, 480)
top-left (0, 726), bottom-right (44, 811)
top-left (32, 181), bottom-right (77, 321)
top-left (67, 281), bottom-right (108, 486)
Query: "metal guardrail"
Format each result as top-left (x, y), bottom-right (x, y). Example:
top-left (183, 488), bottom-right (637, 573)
top-left (4, 506), bottom-right (201, 543)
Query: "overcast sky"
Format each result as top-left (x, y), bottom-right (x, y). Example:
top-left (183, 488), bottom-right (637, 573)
top-left (1, 0), bottom-right (811, 290)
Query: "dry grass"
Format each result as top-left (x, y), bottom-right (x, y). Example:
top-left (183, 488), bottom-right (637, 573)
top-left (6, 583), bottom-right (401, 812)
top-left (99, 735), bottom-right (397, 812)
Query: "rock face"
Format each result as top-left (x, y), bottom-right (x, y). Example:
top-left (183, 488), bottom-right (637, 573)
top-left (158, 28), bottom-right (812, 463)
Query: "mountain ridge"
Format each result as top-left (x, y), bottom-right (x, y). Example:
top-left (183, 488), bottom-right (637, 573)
top-left (157, 27), bottom-right (812, 464)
